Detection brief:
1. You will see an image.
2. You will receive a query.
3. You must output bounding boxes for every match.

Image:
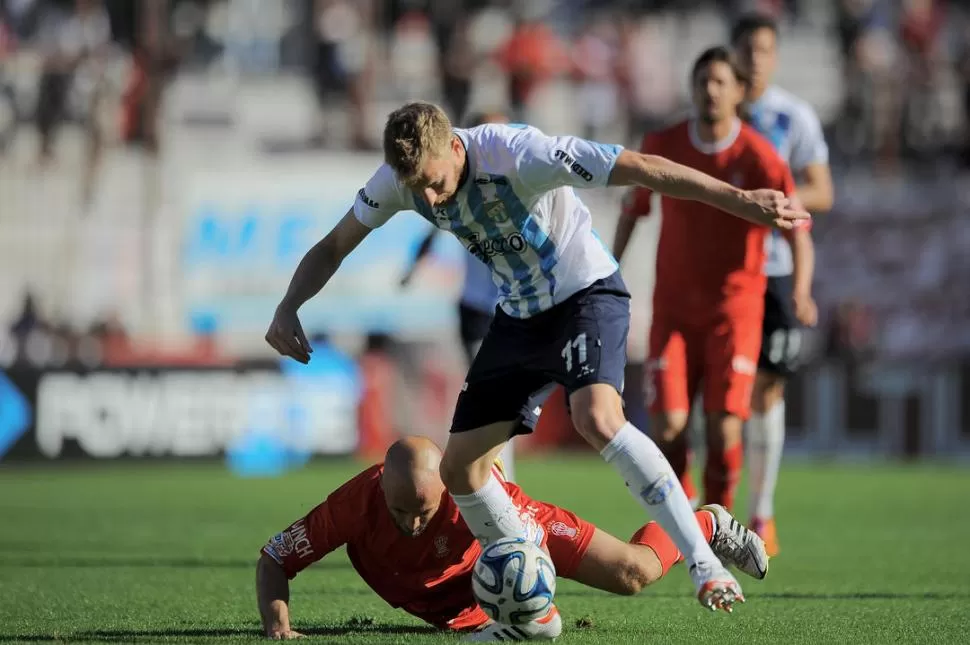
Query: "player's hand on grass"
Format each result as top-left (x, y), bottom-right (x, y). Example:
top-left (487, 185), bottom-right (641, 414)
top-left (793, 290), bottom-right (818, 327)
top-left (740, 189), bottom-right (810, 230)
top-left (266, 304), bottom-right (313, 364)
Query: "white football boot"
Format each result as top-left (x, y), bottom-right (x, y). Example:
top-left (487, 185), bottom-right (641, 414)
top-left (701, 504), bottom-right (770, 580)
top-left (464, 607), bottom-right (562, 642)
top-left (688, 560), bottom-right (745, 613)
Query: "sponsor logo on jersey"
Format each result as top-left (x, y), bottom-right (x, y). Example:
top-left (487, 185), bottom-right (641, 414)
top-left (549, 521), bottom-right (578, 540)
top-left (554, 149), bottom-right (594, 182)
top-left (269, 530), bottom-right (296, 557)
top-left (357, 188), bottom-right (380, 209)
top-left (433, 535), bottom-right (450, 557)
top-left (286, 518), bottom-right (314, 559)
top-left (465, 233), bottom-right (526, 261)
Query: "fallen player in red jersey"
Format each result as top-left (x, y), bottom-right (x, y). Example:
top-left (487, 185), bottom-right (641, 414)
top-left (256, 436), bottom-right (768, 640)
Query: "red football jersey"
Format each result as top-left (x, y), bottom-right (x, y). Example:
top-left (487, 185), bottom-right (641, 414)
top-left (623, 119), bottom-right (797, 314)
top-left (261, 465), bottom-right (533, 631)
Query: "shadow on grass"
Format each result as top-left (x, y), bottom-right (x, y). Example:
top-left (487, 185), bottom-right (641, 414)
top-left (0, 624), bottom-right (440, 642)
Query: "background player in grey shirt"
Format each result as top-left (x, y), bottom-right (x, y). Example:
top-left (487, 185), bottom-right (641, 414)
top-left (732, 14), bottom-right (834, 557)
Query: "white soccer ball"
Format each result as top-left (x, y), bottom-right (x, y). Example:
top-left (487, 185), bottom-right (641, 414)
top-left (472, 537), bottom-right (556, 625)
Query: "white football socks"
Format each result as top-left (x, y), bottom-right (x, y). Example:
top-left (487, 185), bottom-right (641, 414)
top-left (747, 399), bottom-right (786, 519)
top-left (601, 423), bottom-right (718, 567)
top-left (451, 472), bottom-right (528, 546)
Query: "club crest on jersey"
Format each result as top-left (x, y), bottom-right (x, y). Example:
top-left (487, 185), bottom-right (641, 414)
top-left (475, 174), bottom-right (510, 223)
top-left (485, 200), bottom-right (509, 223)
top-left (729, 172), bottom-right (745, 188)
top-left (433, 535), bottom-right (449, 558)
top-left (549, 521), bottom-right (578, 540)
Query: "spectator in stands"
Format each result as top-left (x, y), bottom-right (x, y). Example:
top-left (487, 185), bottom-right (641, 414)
top-left (571, 15), bottom-right (621, 142)
top-left (35, 0), bottom-right (110, 167)
top-left (310, 0), bottom-right (376, 150)
top-left (495, 3), bottom-right (568, 121)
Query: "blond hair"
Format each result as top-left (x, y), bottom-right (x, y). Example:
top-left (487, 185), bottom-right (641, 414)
top-left (383, 102), bottom-right (454, 185)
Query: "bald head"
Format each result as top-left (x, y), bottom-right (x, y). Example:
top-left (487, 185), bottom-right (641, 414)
top-left (381, 436), bottom-right (446, 537)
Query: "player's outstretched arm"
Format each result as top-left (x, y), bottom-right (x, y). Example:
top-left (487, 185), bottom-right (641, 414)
top-left (257, 553), bottom-right (304, 639)
top-left (266, 209), bottom-right (371, 363)
top-left (607, 150), bottom-right (809, 230)
top-left (785, 225), bottom-right (817, 327)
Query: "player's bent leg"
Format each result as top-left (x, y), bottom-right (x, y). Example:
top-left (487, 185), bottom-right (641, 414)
top-left (568, 383), bottom-right (626, 451)
top-left (569, 528), bottom-right (661, 595)
top-left (703, 412), bottom-right (744, 510)
top-left (569, 384), bottom-right (743, 612)
top-left (440, 421), bottom-right (515, 495)
top-left (747, 371), bottom-right (787, 556)
top-left (441, 421), bottom-right (543, 546)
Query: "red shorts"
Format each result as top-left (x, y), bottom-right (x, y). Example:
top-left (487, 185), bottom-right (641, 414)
top-left (533, 502), bottom-right (596, 579)
top-left (646, 302), bottom-right (762, 419)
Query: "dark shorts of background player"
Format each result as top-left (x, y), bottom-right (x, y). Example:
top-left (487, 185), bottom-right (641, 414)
top-left (451, 271), bottom-right (631, 436)
top-left (759, 275), bottom-right (802, 379)
top-left (458, 303), bottom-right (494, 366)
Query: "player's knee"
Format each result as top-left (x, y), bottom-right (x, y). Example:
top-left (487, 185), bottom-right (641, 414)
top-left (752, 374), bottom-right (785, 413)
top-left (653, 411), bottom-right (688, 445)
top-left (438, 452), bottom-right (469, 492)
top-left (614, 556), bottom-right (652, 595)
top-left (570, 404), bottom-right (624, 444)
top-left (705, 412), bottom-right (743, 449)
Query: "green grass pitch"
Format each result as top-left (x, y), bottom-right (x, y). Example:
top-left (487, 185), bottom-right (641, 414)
top-left (1, 455), bottom-right (968, 644)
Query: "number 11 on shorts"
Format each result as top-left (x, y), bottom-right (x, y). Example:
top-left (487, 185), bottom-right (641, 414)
top-left (561, 333), bottom-right (588, 373)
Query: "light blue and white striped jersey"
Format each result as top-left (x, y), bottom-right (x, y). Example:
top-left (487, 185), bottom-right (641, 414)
top-left (748, 86), bottom-right (829, 277)
top-left (353, 124), bottom-right (621, 318)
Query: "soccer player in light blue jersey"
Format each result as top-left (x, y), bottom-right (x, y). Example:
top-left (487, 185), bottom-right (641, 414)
top-left (266, 101), bottom-right (807, 640)
top-left (733, 14), bottom-right (834, 557)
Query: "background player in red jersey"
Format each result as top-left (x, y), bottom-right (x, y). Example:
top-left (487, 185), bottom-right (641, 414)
top-left (612, 46), bottom-right (812, 512)
top-left (256, 436), bottom-right (767, 640)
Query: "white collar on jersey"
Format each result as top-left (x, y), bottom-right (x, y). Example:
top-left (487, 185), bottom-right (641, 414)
top-left (688, 117), bottom-right (741, 155)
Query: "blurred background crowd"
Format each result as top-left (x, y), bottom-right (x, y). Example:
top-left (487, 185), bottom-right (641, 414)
top-left (1, 0), bottom-right (968, 460)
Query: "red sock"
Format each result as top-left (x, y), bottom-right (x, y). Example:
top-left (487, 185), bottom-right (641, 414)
top-left (704, 442), bottom-right (743, 510)
top-left (632, 510), bottom-right (716, 575)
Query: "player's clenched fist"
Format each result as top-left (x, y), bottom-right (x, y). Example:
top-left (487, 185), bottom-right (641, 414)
top-left (265, 305), bottom-right (313, 364)
top-left (741, 188), bottom-right (810, 230)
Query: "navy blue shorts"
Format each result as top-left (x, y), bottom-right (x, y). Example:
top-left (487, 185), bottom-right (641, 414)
top-left (450, 271), bottom-right (631, 435)
top-left (759, 275), bottom-right (803, 378)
